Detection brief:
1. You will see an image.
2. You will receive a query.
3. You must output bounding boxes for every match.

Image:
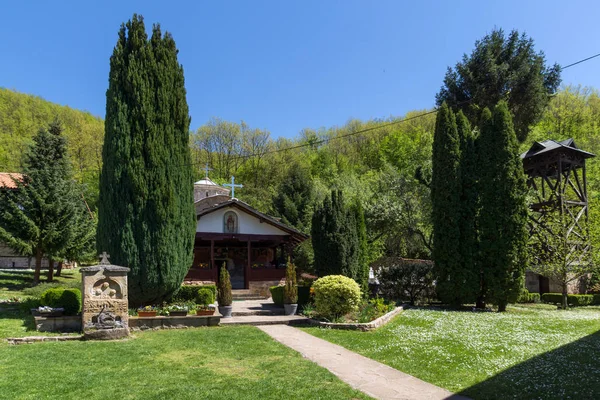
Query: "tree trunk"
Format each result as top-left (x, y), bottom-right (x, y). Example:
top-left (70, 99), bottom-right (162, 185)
top-left (476, 296), bottom-right (486, 309)
top-left (33, 246), bottom-right (42, 284)
top-left (562, 282), bottom-right (568, 310)
top-left (47, 258), bottom-right (54, 282)
top-left (55, 261), bottom-right (63, 277)
top-left (498, 301), bottom-right (507, 312)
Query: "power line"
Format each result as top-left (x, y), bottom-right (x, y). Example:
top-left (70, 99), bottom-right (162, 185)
top-left (561, 52), bottom-right (600, 70)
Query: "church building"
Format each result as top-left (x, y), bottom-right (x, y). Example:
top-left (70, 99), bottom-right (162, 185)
top-left (185, 175), bottom-right (308, 296)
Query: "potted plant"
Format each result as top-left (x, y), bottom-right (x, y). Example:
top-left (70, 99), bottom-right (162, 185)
top-left (167, 304), bottom-right (189, 317)
top-left (217, 263), bottom-right (233, 318)
top-left (196, 287), bottom-right (216, 316)
top-left (137, 305), bottom-right (157, 317)
top-left (284, 258), bottom-right (298, 315)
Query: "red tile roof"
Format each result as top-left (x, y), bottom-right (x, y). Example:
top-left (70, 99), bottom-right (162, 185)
top-left (0, 173), bottom-right (24, 189)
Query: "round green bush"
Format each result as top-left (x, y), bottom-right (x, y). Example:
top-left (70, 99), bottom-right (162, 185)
top-left (40, 288), bottom-right (81, 315)
top-left (312, 275), bottom-right (362, 319)
top-left (196, 287), bottom-right (215, 306)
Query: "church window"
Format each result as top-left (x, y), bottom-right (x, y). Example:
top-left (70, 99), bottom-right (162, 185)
top-left (223, 211), bottom-right (238, 234)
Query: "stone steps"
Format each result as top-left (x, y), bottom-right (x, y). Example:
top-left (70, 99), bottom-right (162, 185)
top-left (220, 315), bottom-right (309, 326)
top-left (231, 309), bottom-right (283, 317)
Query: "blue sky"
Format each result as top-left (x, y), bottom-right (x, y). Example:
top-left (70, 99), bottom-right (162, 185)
top-left (1, 1), bottom-right (598, 138)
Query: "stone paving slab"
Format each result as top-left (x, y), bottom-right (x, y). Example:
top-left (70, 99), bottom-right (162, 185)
top-left (258, 324), bottom-right (469, 400)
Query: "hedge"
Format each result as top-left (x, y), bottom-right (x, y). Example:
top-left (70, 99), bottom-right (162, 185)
top-left (541, 293), bottom-right (595, 307)
top-left (40, 288), bottom-right (82, 315)
top-left (172, 285), bottom-right (216, 303)
top-left (270, 286), bottom-right (284, 305)
top-left (196, 287), bottom-right (215, 305)
top-left (271, 286), bottom-right (311, 306)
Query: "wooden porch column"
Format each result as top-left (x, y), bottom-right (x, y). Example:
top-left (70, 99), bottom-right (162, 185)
top-left (211, 240), bottom-right (216, 282)
top-left (246, 240), bottom-right (251, 289)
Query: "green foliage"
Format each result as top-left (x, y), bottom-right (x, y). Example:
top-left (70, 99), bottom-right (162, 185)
top-left (542, 293), bottom-right (594, 307)
top-left (528, 293), bottom-right (541, 303)
top-left (311, 190), bottom-right (361, 283)
top-left (196, 287), bottom-right (215, 306)
top-left (431, 103), bottom-right (473, 305)
top-left (97, 15), bottom-right (195, 305)
top-left (437, 28), bottom-right (561, 142)
top-left (354, 298), bottom-right (395, 323)
top-left (0, 88), bottom-right (104, 208)
top-left (40, 288), bottom-right (81, 315)
top-left (270, 286), bottom-right (284, 306)
top-left (478, 102), bottom-right (529, 311)
top-left (312, 275), bottom-right (362, 320)
top-left (217, 265), bottom-right (232, 306)
top-left (272, 162), bottom-right (314, 232)
top-left (375, 257), bottom-right (435, 305)
top-left (516, 288), bottom-right (530, 303)
top-left (0, 121), bottom-right (89, 283)
top-left (284, 259), bottom-right (298, 304)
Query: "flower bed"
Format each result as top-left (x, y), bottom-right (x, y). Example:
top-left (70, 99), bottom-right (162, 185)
top-left (307, 305), bottom-right (405, 331)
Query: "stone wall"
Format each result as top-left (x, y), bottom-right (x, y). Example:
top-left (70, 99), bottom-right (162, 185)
top-left (129, 315), bottom-right (220, 330)
top-left (35, 316), bottom-right (81, 332)
top-left (0, 243), bottom-right (49, 268)
top-left (249, 279), bottom-right (285, 297)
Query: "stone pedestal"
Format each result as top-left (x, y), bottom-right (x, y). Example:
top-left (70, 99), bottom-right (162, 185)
top-left (80, 255), bottom-right (130, 337)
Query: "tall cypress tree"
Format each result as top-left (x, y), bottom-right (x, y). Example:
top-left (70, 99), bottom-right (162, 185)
top-left (431, 103), bottom-right (464, 305)
top-left (311, 190), bottom-right (361, 281)
top-left (456, 111), bottom-right (480, 304)
top-left (478, 102), bottom-right (529, 311)
top-left (352, 200), bottom-right (369, 292)
top-left (97, 15), bottom-right (195, 305)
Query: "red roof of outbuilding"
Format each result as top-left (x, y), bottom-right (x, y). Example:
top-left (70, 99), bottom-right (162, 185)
top-left (0, 173), bottom-right (24, 189)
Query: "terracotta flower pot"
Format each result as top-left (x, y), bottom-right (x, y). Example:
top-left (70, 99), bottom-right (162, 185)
top-left (137, 311), bottom-right (157, 317)
top-left (196, 309), bottom-right (215, 316)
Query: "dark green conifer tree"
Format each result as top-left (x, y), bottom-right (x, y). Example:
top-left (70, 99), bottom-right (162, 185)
top-left (0, 121), bottom-right (79, 283)
top-left (431, 103), bottom-right (464, 305)
top-left (456, 111), bottom-right (480, 304)
top-left (311, 190), bottom-right (360, 281)
top-left (273, 163), bottom-right (314, 232)
top-left (97, 15), bottom-right (195, 305)
top-left (352, 200), bottom-right (369, 293)
top-left (478, 102), bottom-right (529, 311)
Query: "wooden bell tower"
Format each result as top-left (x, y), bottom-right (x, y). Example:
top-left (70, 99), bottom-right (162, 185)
top-left (522, 138), bottom-right (596, 269)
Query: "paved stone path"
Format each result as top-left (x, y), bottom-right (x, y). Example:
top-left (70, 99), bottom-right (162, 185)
top-left (259, 324), bottom-right (469, 400)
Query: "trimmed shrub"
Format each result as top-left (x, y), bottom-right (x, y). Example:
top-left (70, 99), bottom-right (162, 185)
top-left (375, 257), bottom-right (435, 305)
top-left (40, 288), bottom-right (81, 315)
top-left (172, 284), bottom-right (216, 303)
top-left (284, 260), bottom-right (298, 304)
top-left (217, 266), bottom-right (232, 306)
top-left (270, 286), bottom-right (284, 306)
top-left (528, 293), bottom-right (540, 303)
top-left (196, 287), bottom-right (215, 306)
top-left (594, 294), bottom-right (600, 305)
top-left (516, 288), bottom-right (530, 303)
top-left (542, 293), bottom-right (594, 307)
top-left (312, 275), bottom-right (362, 320)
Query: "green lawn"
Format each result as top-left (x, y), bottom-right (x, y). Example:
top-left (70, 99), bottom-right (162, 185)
top-left (0, 270), bottom-right (370, 400)
top-left (0, 326), bottom-right (370, 400)
top-left (303, 304), bottom-right (600, 399)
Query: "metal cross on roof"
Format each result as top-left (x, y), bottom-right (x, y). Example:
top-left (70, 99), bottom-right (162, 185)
top-left (223, 176), bottom-right (243, 199)
top-left (203, 163), bottom-right (212, 178)
top-left (99, 251), bottom-right (110, 265)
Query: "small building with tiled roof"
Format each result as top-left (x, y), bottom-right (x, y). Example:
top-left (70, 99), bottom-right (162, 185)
top-left (185, 176), bottom-right (308, 296)
top-left (0, 172), bottom-right (24, 190)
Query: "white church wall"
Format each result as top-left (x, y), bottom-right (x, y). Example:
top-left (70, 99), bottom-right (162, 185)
top-left (197, 206), bottom-right (288, 235)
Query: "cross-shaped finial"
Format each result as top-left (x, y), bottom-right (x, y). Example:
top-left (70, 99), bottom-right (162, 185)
top-left (223, 176), bottom-right (243, 199)
top-left (99, 251), bottom-right (110, 265)
top-left (203, 163), bottom-right (212, 178)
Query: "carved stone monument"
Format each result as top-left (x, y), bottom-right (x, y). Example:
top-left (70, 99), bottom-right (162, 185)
top-left (81, 252), bottom-right (130, 340)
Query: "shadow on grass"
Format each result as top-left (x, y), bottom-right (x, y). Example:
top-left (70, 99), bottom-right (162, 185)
top-left (0, 309), bottom-right (37, 332)
top-left (458, 330), bottom-right (600, 400)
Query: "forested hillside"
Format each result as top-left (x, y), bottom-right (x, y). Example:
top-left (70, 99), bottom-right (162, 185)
top-left (1, 85), bottom-right (598, 267)
top-left (0, 88), bottom-right (103, 207)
